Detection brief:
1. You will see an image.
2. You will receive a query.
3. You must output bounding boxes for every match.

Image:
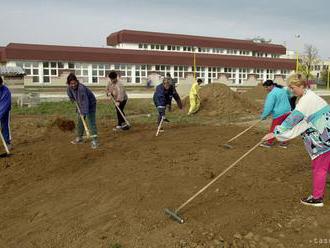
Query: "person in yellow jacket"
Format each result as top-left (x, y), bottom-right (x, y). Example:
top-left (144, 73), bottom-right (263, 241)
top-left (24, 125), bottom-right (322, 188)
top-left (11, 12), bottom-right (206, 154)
top-left (188, 78), bottom-right (203, 115)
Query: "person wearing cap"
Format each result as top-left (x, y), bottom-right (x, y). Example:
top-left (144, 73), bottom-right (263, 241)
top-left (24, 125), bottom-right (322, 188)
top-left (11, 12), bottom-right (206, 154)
top-left (0, 76), bottom-right (12, 151)
top-left (263, 73), bottom-right (330, 207)
top-left (260, 79), bottom-right (291, 148)
top-left (106, 71), bottom-right (129, 131)
top-left (188, 78), bottom-right (203, 115)
top-left (153, 78), bottom-right (183, 125)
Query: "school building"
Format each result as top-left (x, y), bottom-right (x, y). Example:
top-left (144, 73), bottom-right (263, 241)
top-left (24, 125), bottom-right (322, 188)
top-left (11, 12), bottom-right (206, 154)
top-left (0, 29), bottom-right (296, 95)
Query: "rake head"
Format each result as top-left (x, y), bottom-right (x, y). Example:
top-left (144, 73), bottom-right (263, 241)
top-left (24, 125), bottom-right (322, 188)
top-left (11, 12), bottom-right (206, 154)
top-left (223, 143), bottom-right (233, 149)
top-left (0, 152), bottom-right (11, 158)
top-left (164, 208), bottom-right (184, 224)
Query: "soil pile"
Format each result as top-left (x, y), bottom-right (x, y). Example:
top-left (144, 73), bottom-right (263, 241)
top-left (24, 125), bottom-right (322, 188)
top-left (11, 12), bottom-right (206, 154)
top-left (184, 83), bottom-right (261, 117)
top-left (243, 83), bottom-right (267, 102)
top-left (52, 117), bottom-right (75, 131)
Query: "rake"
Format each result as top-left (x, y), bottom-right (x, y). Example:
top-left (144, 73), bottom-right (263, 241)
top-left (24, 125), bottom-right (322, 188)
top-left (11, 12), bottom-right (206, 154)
top-left (109, 95), bottom-right (131, 130)
top-left (223, 120), bottom-right (261, 149)
top-left (165, 139), bottom-right (263, 223)
top-left (0, 129), bottom-right (10, 157)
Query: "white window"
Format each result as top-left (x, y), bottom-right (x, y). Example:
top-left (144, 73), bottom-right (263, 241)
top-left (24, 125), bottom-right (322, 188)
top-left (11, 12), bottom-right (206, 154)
top-left (174, 65), bottom-right (188, 82)
top-left (224, 67), bottom-right (235, 79)
top-left (155, 64), bottom-right (171, 77)
top-left (238, 68), bottom-right (248, 84)
top-left (42, 61), bottom-right (64, 84)
top-left (208, 67), bottom-right (221, 82)
top-left (16, 61), bottom-right (40, 83)
top-left (135, 65), bottom-right (148, 83)
top-left (114, 64), bottom-right (133, 83)
top-left (254, 69), bottom-right (264, 79)
top-left (92, 64), bottom-right (111, 83)
top-left (266, 69), bottom-right (275, 80)
top-left (74, 63), bottom-right (89, 83)
top-left (196, 66), bottom-right (205, 78)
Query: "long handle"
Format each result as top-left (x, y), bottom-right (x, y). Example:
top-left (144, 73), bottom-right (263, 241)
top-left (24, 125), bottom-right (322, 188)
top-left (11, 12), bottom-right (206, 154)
top-left (0, 129), bottom-right (10, 155)
top-left (226, 120), bottom-right (261, 143)
top-left (156, 116), bottom-right (165, 137)
top-left (110, 95), bottom-right (130, 126)
top-left (176, 140), bottom-right (263, 213)
top-left (74, 101), bottom-right (91, 139)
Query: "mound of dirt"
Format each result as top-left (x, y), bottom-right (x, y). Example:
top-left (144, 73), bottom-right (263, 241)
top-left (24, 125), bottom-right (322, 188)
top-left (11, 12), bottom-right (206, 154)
top-left (183, 83), bottom-right (261, 117)
top-left (52, 117), bottom-right (75, 132)
top-left (243, 83), bottom-right (267, 102)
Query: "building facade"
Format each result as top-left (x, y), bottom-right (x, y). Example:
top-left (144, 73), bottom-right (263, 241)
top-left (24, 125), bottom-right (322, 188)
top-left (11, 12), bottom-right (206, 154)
top-left (0, 30), bottom-right (296, 88)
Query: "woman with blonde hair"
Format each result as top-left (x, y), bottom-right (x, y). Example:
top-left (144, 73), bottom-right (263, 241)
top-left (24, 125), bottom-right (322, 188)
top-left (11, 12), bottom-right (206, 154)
top-left (263, 73), bottom-right (330, 207)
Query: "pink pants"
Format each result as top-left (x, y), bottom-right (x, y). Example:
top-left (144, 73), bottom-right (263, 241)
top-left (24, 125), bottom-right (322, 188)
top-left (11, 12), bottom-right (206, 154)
top-left (312, 151), bottom-right (330, 199)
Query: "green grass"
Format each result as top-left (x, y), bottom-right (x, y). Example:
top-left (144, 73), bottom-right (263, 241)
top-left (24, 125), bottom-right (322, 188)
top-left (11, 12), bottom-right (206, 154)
top-left (11, 99), bottom-right (198, 125)
top-left (109, 243), bottom-right (123, 248)
top-left (11, 98), bottom-right (256, 125)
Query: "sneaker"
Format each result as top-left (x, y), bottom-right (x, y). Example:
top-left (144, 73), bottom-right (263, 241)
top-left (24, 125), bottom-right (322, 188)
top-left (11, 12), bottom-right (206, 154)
top-left (121, 123), bottom-right (130, 130)
top-left (112, 125), bottom-right (123, 131)
top-left (300, 195), bottom-right (324, 207)
top-left (259, 142), bottom-right (273, 148)
top-left (159, 128), bottom-right (165, 133)
top-left (279, 143), bottom-right (288, 149)
top-left (91, 140), bottom-right (98, 149)
top-left (71, 137), bottom-right (83, 144)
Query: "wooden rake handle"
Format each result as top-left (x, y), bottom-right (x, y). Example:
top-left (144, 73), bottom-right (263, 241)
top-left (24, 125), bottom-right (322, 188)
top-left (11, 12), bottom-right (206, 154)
top-left (74, 101), bottom-right (91, 139)
top-left (109, 95), bottom-right (130, 126)
top-left (176, 139), bottom-right (264, 213)
top-left (0, 129), bottom-right (10, 154)
top-left (155, 116), bottom-right (165, 137)
top-left (226, 120), bottom-right (261, 143)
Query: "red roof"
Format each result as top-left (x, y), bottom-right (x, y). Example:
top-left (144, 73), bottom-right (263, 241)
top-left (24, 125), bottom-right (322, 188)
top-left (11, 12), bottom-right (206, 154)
top-left (1, 43), bottom-right (295, 70)
top-left (107, 30), bottom-right (286, 54)
top-left (0, 47), bottom-right (4, 61)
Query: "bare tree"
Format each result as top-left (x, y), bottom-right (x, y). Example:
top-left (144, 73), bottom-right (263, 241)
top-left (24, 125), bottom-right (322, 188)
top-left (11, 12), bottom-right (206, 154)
top-left (299, 44), bottom-right (320, 81)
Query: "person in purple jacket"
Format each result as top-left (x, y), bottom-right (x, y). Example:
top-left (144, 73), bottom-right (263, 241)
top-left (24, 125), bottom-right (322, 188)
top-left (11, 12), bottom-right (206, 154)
top-left (0, 77), bottom-right (12, 150)
top-left (66, 73), bottom-right (98, 149)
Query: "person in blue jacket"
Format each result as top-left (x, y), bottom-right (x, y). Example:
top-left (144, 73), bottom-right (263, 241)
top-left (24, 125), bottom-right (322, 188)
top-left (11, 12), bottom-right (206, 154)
top-left (260, 80), bottom-right (291, 148)
top-left (153, 78), bottom-right (183, 125)
top-left (0, 76), bottom-right (12, 150)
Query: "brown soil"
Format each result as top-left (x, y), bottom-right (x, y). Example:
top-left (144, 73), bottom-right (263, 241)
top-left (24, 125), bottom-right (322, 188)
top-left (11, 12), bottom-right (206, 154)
top-left (183, 84), bottom-right (261, 117)
top-left (243, 83), bottom-right (267, 103)
top-left (52, 117), bottom-right (76, 132)
top-left (1, 116), bottom-right (330, 248)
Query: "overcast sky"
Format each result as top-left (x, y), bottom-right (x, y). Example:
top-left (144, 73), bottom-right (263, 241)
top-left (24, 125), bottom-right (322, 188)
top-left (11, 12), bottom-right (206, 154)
top-left (1, 0), bottom-right (329, 59)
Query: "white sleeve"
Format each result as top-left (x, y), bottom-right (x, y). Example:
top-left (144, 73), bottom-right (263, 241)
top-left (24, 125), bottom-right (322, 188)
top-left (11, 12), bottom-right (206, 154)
top-left (274, 120), bottom-right (310, 142)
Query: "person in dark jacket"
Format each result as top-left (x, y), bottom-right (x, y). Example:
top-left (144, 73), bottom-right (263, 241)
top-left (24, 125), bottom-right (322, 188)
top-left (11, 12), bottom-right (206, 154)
top-left (153, 78), bottom-right (183, 125)
top-left (0, 76), bottom-right (12, 150)
top-left (66, 73), bottom-right (98, 149)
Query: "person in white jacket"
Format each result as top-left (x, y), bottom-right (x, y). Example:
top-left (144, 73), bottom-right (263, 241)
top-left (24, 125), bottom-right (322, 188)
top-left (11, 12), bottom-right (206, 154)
top-left (263, 73), bottom-right (330, 207)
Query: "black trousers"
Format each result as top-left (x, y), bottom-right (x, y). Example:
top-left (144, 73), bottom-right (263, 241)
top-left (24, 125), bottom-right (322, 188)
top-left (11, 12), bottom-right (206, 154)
top-left (116, 99), bottom-right (127, 126)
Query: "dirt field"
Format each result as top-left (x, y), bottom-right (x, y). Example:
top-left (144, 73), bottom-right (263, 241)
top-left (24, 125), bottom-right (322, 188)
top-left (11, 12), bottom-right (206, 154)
top-left (1, 114), bottom-right (330, 248)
